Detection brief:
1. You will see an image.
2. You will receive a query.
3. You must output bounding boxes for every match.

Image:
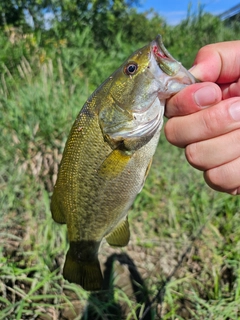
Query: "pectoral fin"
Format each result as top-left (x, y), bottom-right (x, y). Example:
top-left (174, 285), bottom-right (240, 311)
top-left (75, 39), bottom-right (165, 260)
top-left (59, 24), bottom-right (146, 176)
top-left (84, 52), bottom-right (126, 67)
top-left (105, 218), bottom-right (130, 247)
top-left (98, 149), bottom-right (132, 179)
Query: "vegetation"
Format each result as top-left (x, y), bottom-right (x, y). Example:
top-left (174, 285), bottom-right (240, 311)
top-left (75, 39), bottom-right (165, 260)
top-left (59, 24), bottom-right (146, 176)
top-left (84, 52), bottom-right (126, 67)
top-left (0, 1), bottom-right (240, 318)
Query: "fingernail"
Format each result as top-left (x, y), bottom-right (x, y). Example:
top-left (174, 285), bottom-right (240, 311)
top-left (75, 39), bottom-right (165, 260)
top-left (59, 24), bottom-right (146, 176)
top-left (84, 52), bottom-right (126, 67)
top-left (229, 101), bottom-right (240, 121)
top-left (194, 86), bottom-right (218, 108)
top-left (189, 65), bottom-right (196, 73)
top-left (189, 64), bottom-right (203, 80)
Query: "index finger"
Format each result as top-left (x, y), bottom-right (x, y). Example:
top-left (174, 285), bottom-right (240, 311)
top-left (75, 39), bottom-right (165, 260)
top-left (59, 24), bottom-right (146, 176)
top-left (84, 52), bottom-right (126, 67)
top-left (165, 82), bottom-right (221, 118)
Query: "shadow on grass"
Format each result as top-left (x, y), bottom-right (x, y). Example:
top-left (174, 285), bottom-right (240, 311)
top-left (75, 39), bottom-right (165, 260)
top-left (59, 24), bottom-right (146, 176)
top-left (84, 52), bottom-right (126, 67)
top-left (81, 253), bottom-right (153, 320)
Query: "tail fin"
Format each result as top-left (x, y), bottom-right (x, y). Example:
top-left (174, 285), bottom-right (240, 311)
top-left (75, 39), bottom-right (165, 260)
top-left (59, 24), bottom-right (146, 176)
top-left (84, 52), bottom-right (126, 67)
top-left (63, 248), bottom-right (103, 291)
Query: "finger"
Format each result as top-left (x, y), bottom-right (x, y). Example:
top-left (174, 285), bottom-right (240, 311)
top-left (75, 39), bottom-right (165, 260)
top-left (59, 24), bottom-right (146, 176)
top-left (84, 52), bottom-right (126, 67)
top-left (165, 82), bottom-right (221, 118)
top-left (190, 41), bottom-right (240, 83)
top-left (204, 157), bottom-right (240, 195)
top-left (165, 98), bottom-right (240, 148)
top-left (185, 129), bottom-right (240, 170)
top-left (221, 78), bottom-right (240, 99)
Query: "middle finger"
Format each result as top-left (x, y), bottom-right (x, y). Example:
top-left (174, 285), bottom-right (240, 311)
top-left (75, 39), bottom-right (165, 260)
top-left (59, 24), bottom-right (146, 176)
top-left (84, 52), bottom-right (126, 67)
top-left (185, 128), bottom-right (240, 170)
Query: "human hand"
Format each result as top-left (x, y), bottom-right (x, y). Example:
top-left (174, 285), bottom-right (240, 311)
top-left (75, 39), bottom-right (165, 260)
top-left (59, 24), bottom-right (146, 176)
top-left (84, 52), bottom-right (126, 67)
top-left (165, 41), bottom-right (240, 195)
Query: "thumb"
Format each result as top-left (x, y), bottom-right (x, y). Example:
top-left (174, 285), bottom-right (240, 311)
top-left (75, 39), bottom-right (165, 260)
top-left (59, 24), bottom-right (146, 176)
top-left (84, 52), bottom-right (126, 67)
top-left (189, 41), bottom-right (240, 83)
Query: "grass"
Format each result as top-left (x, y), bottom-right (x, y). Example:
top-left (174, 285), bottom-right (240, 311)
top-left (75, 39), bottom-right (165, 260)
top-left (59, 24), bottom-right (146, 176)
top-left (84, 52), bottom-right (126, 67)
top-left (1, 26), bottom-right (240, 319)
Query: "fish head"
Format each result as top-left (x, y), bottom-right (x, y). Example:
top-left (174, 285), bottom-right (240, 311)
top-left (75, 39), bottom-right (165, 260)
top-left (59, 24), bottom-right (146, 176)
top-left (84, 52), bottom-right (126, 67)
top-left (98, 35), bottom-right (197, 152)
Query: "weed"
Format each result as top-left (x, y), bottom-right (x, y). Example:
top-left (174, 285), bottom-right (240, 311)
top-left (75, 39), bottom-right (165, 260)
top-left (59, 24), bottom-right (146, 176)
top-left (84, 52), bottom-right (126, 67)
top-left (1, 11), bottom-right (240, 319)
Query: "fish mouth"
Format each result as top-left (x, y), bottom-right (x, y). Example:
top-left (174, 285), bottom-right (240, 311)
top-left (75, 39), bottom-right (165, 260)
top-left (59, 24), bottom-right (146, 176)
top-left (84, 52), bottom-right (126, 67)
top-left (151, 35), bottom-right (181, 76)
top-left (152, 35), bottom-right (174, 60)
top-left (151, 34), bottom-right (197, 86)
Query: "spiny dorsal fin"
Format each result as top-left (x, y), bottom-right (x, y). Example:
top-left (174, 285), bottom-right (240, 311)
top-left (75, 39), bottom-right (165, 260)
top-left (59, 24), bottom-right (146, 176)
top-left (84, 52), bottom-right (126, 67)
top-left (105, 218), bottom-right (130, 247)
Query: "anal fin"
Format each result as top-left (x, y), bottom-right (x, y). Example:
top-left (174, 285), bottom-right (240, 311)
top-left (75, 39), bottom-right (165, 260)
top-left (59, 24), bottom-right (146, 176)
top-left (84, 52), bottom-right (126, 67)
top-left (105, 218), bottom-right (130, 247)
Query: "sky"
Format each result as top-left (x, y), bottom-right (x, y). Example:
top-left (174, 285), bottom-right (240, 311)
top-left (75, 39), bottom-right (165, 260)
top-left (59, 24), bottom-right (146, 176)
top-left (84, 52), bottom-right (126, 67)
top-left (136, 0), bottom-right (240, 25)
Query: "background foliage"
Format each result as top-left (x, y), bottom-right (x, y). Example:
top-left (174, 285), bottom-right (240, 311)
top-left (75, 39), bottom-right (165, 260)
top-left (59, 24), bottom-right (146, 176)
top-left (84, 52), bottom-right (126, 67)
top-left (1, 1), bottom-right (240, 319)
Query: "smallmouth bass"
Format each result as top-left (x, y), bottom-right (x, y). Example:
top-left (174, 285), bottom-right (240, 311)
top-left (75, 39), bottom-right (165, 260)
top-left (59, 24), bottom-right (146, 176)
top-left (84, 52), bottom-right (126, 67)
top-left (51, 35), bottom-right (196, 291)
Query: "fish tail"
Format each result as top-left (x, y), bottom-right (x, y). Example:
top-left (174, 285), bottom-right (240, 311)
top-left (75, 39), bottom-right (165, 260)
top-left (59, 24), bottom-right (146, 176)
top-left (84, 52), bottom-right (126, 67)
top-left (63, 243), bottom-right (103, 291)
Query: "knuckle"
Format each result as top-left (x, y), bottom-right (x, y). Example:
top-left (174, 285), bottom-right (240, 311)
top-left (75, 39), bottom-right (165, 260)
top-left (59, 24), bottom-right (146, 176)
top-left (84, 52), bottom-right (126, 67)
top-left (164, 120), bottom-right (181, 146)
top-left (204, 161), bottom-right (238, 192)
top-left (185, 143), bottom-right (202, 169)
top-left (165, 94), bottom-right (182, 118)
top-left (198, 45), bottom-right (212, 56)
top-left (201, 106), bottom-right (227, 136)
top-left (204, 168), bottom-right (222, 190)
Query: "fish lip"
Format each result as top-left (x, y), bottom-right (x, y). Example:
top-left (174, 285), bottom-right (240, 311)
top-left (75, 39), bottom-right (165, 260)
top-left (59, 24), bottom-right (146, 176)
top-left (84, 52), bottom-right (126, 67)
top-left (151, 34), bottom-right (197, 84)
top-left (151, 35), bottom-right (173, 61)
top-left (151, 34), bottom-right (181, 76)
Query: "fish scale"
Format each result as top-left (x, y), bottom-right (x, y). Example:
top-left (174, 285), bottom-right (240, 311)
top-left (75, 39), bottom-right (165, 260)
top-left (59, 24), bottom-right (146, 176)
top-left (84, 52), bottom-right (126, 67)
top-left (51, 35), bottom-right (197, 290)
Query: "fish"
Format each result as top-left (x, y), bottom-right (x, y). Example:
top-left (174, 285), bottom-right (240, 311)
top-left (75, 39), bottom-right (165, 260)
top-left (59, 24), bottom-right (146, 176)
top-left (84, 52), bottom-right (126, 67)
top-left (50, 35), bottom-right (196, 291)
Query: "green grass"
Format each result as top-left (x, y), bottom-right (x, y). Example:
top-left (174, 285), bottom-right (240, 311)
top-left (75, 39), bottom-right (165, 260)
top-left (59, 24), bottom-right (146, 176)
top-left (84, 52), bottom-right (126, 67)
top-left (1, 25), bottom-right (240, 319)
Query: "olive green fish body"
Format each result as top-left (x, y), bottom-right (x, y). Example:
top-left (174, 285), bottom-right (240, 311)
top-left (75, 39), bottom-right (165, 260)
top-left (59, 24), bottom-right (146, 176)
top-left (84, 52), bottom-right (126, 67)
top-left (51, 35), bottom-right (197, 291)
top-left (51, 96), bottom-right (160, 290)
top-left (51, 97), bottom-right (159, 237)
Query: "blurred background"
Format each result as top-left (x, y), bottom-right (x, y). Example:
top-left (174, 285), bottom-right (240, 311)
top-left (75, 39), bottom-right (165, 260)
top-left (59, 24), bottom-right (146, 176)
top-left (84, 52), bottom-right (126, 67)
top-left (1, 1), bottom-right (240, 319)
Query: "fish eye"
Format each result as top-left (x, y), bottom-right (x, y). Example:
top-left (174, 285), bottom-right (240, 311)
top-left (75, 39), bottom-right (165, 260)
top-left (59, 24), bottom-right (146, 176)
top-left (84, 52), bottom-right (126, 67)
top-left (124, 62), bottom-right (138, 75)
